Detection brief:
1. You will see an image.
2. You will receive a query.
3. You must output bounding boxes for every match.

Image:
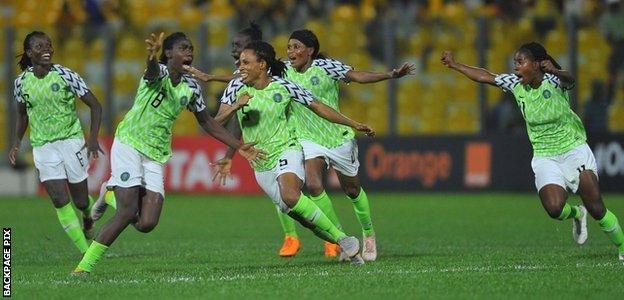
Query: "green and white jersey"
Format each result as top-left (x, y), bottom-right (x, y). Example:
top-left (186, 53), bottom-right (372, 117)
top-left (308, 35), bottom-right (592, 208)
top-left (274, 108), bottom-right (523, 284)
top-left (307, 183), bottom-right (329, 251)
top-left (116, 64), bottom-right (205, 163)
top-left (285, 58), bottom-right (354, 148)
top-left (495, 73), bottom-right (586, 157)
top-left (220, 77), bottom-right (315, 172)
top-left (14, 64), bottom-right (90, 147)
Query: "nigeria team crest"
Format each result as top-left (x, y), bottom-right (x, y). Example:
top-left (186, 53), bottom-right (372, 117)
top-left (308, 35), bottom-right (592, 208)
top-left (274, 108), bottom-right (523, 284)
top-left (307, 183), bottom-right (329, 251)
top-left (51, 83), bottom-right (60, 92)
top-left (180, 96), bottom-right (188, 106)
top-left (310, 76), bottom-right (320, 85)
top-left (273, 93), bottom-right (282, 103)
top-left (542, 90), bottom-right (551, 99)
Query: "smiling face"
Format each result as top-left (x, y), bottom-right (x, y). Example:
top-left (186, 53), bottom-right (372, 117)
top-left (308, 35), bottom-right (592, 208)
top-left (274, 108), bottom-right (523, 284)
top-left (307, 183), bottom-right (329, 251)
top-left (513, 51), bottom-right (541, 85)
top-left (26, 34), bottom-right (54, 67)
top-left (238, 49), bottom-right (266, 85)
top-left (167, 38), bottom-right (194, 72)
top-left (287, 38), bottom-right (314, 70)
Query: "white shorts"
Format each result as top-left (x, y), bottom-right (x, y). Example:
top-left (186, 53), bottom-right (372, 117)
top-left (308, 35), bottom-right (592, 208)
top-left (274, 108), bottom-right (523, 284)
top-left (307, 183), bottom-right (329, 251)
top-left (531, 143), bottom-right (598, 194)
top-left (107, 139), bottom-right (165, 197)
top-left (33, 138), bottom-right (88, 183)
top-left (300, 139), bottom-right (359, 177)
top-left (254, 149), bottom-right (305, 213)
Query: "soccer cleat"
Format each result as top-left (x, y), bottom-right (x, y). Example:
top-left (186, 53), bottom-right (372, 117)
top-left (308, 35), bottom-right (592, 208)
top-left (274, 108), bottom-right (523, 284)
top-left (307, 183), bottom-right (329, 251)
top-left (337, 236), bottom-right (365, 265)
top-left (91, 182), bottom-right (109, 221)
top-left (573, 206), bottom-right (588, 245)
top-left (279, 236), bottom-right (300, 257)
top-left (338, 249), bottom-right (350, 262)
top-left (362, 235), bottom-right (377, 261)
top-left (70, 267), bottom-right (90, 276)
top-left (324, 242), bottom-right (339, 258)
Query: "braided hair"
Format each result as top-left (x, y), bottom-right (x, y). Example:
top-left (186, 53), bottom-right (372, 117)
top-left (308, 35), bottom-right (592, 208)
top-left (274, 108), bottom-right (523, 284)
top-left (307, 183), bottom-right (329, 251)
top-left (518, 42), bottom-right (561, 70)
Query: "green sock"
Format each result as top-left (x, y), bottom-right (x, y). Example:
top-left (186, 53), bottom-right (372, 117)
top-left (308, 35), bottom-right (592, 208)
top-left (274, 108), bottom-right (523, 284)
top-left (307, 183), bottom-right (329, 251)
top-left (77, 240), bottom-right (109, 272)
top-left (291, 194), bottom-right (346, 243)
top-left (598, 210), bottom-right (624, 253)
top-left (55, 203), bottom-right (89, 253)
top-left (105, 191), bottom-right (117, 210)
top-left (276, 206), bottom-right (297, 238)
top-left (557, 203), bottom-right (580, 220)
top-left (311, 190), bottom-right (343, 231)
top-left (349, 188), bottom-right (375, 237)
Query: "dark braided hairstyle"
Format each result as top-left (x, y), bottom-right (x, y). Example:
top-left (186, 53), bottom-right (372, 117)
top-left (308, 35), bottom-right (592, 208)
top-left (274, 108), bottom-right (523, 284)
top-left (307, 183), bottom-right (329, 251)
top-left (518, 42), bottom-right (561, 70)
top-left (17, 31), bottom-right (48, 71)
top-left (289, 29), bottom-right (325, 59)
top-left (159, 32), bottom-right (189, 64)
top-left (239, 21), bottom-right (262, 42)
top-left (244, 41), bottom-right (286, 78)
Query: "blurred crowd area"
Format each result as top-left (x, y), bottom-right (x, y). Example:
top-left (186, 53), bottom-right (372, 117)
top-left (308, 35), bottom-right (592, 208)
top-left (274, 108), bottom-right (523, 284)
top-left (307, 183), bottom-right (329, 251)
top-left (1, 0), bottom-right (624, 153)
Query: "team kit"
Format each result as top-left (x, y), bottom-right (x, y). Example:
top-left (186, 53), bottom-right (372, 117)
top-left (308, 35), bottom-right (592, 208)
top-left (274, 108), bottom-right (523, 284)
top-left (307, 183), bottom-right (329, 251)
top-left (8, 24), bottom-right (624, 275)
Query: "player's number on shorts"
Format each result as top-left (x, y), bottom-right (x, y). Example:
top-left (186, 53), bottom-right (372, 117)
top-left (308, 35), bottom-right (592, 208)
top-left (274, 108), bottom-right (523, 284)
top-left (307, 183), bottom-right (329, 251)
top-left (577, 164), bottom-right (586, 173)
top-left (279, 159), bottom-right (288, 167)
top-left (151, 91), bottom-right (165, 108)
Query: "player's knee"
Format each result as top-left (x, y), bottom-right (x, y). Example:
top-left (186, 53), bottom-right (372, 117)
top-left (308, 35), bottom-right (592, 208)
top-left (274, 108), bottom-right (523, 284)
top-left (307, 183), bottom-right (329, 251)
top-left (585, 202), bottom-right (606, 220)
top-left (545, 205), bottom-right (563, 219)
top-left (135, 220), bottom-right (158, 233)
top-left (281, 191), bottom-right (300, 207)
top-left (305, 180), bottom-right (324, 197)
top-left (344, 186), bottom-right (360, 199)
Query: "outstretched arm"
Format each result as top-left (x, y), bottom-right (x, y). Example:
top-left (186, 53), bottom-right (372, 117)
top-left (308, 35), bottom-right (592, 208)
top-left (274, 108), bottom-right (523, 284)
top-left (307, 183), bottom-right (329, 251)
top-left (9, 102), bottom-right (28, 166)
top-left (183, 65), bottom-right (236, 83)
top-left (79, 91), bottom-right (104, 158)
top-left (441, 51), bottom-right (497, 86)
top-left (346, 62), bottom-right (415, 83)
top-left (307, 100), bottom-right (375, 136)
top-left (194, 109), bottom-right (244, 149)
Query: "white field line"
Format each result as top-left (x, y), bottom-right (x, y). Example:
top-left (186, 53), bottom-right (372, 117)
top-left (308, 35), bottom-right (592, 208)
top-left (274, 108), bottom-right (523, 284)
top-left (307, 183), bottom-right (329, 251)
top-left (18, 261), bottom-right (620, 286)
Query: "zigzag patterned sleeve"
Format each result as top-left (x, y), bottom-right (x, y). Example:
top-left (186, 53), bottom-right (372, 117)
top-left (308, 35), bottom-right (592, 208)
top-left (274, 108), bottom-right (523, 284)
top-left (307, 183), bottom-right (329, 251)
top-left (315, 58), bottom-right (353, 81)
top-left (545, 73), bottom-right (574, 91)
top-left (276, 78), bottom-right (315, 105)
top-left (13, 74), bottom-right (25, 103)
top-left (494, 73), bottom-right (520, 92)
top-left (184, 76), bottom-right (206, 112)
top-left (220, 78), bottom-right (244, 105)
top-left (55, 65), bottom-right (90, 97)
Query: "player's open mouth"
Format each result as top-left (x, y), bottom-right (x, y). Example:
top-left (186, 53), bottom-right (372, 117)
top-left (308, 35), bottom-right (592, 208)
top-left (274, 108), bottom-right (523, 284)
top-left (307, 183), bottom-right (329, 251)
top-left (41, 53), bottom-right (51, 60)
top-left (240, 73), bottom-right (248, 80)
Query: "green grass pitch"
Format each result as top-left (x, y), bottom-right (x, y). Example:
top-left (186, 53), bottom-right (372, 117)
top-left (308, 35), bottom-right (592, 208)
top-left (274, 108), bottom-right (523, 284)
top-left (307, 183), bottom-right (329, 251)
top-left (2, 193), bottom-right (623, 299)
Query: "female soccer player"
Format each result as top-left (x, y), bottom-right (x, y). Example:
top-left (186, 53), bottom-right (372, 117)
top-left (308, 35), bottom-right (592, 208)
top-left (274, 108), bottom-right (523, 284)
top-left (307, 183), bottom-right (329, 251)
top-left (284, 29), bottom-right (415, 261)
top-left (10, 31), bottom-right (102, 254)
top-left (185, 23), bottom-right (304, 258)
top-left (72, 32), bottom-right (261, 274)
top-left (441, 42), bottom-right (624, 262)
top-left (212, 41), bottom-right (376, 264)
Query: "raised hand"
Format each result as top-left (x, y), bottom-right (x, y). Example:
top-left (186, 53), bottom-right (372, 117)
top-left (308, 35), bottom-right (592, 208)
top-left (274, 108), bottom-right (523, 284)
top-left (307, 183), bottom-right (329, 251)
top-left (145, 32), bottom-right (164, 61)
top-left (211, 157), bottom-right (232, 186)
top-left (238, 142), bottom-right (266, 165)
top-left (540, 60), bottom-right (557, 74)
top-left (391, 62), bottom-right (416, 78)
top-left (440, 51), bottom-right (456, 68)
top-left (183, 65), bottom-right (212, 82)
top-left (354, 123), bottom-right (376, 137)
